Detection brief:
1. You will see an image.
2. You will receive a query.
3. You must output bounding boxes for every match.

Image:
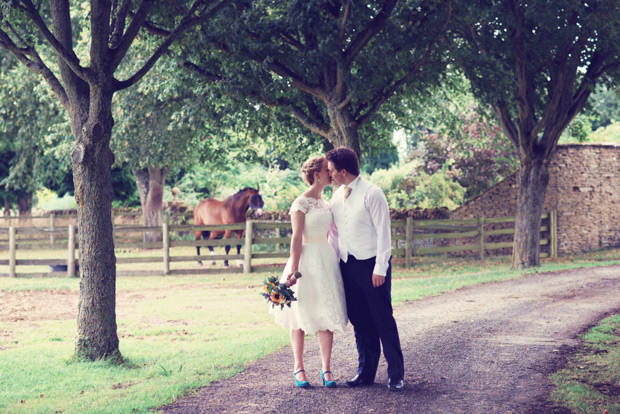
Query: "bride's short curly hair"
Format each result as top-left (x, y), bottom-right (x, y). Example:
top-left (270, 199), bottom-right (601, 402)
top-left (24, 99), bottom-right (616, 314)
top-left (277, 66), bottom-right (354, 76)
top-left (300, 156), bottom-right (325, 185)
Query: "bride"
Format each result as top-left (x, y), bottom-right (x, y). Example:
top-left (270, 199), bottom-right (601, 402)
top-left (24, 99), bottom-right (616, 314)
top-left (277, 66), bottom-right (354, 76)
top-left (272, 155), bottom-right (347, 388)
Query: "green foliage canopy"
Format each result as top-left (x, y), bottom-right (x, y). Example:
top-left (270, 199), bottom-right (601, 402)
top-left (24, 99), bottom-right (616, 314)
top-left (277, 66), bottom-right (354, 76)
top-left (0, 50), bottom-right (71, 210)
top-left (453, 0), bottom-right (620, 158)
top-left (178, 0), bottom-right (452, 160)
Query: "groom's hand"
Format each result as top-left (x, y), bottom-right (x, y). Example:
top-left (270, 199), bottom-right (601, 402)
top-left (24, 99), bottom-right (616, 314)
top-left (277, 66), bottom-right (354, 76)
top-left (372, 273), bottom-right (385, 288)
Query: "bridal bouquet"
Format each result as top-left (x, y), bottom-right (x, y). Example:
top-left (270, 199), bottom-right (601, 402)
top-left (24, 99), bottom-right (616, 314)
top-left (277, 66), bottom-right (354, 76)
top-left (261, 271), bottom-right (302, 310)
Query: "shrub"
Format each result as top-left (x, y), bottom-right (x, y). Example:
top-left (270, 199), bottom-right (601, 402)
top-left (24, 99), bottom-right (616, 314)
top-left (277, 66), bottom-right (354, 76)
top-left (370, 160), bottom-right (465, 210)
top-left (169, 163), bottom-right (308, 211)
top-left (588, 120), bottom-right (620, 144)
top-left (419, 111), bottom-right (518, 200)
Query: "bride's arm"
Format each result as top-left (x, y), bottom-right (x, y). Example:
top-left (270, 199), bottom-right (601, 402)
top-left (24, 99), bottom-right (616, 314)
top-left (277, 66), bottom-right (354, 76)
top-left (287, 210), bottom-right (305, 285)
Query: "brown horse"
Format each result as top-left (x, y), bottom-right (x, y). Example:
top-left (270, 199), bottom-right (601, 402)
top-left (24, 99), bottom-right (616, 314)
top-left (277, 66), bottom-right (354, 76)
top-left (194, 187), bottom-right (264, 267)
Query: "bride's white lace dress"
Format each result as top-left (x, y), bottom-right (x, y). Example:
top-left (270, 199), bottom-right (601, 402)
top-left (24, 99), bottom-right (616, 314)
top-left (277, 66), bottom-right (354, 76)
top-left (272, 195), bottom-right (348, 334)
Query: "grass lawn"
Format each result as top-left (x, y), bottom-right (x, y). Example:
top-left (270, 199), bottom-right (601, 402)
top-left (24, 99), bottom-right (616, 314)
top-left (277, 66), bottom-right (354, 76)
top-left (0, 248), bottom-right (619, 413)
top-left (550, 314), bottom-right (620, 414)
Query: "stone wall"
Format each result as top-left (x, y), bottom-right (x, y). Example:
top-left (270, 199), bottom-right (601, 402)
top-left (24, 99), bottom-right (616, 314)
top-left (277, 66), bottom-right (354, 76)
top-left (450, 144), bottom-right (620, 255)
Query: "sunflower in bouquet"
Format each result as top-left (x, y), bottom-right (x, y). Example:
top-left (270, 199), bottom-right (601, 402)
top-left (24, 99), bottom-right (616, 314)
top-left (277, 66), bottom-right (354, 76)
top-left (261, 272), bottom-right (302, 310)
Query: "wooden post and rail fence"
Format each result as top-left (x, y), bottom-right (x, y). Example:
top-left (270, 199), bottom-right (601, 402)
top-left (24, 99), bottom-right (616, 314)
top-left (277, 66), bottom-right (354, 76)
top-left (0, 211), bottom-right (558, 278)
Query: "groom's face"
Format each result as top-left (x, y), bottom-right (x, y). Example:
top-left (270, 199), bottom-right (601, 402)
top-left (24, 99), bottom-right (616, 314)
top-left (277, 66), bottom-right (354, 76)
top-left (327, 161), bottom-right (345, 186)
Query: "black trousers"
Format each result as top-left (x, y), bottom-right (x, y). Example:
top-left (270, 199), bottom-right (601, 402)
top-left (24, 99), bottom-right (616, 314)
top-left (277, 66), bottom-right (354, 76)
top-left (340, 255), bottom-right (404, 382)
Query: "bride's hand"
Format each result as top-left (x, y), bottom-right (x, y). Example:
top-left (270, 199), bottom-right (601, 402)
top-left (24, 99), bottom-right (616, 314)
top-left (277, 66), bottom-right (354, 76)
top-left (286, 272), bottom-right (298, 286)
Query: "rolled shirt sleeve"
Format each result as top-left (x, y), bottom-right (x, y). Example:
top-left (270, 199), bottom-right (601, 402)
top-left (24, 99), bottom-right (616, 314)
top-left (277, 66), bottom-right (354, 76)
top-left (365, 187), bottom-right (391, 276)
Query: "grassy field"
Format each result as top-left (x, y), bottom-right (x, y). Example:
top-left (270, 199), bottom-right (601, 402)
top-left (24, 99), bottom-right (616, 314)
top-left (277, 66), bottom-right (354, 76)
top-left (551, 314), bottom-right (620, 414)
top-left (1, 248), bottom-right (619, 413)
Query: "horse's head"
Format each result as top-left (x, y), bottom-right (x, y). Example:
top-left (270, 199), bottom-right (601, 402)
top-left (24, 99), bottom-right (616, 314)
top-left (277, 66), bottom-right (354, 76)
top-left (247, 188), bottom-right (264, 217)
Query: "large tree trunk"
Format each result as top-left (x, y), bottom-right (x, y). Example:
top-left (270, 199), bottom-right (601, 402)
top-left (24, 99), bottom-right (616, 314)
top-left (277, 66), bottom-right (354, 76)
top-left (144, 166), bottom-right (169, 243)
top-left (3, 199), bottom-right (10, 216)
top-left (16, 192), bottom-right (32, 216)
top-left (326, 102), bottom-right (361, 158)
top-left (133, 168), bottom-right (149, 211)
top-left (132, 166), bottom-right (169, 243)
top-left (72, 90), bottom-right (120, 361)
top-left (511, 154), bottom-right (550, 269)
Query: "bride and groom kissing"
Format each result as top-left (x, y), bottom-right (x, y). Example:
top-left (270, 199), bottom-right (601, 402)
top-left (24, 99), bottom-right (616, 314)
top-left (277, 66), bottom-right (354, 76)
top-left (271, 147), bottom-right (405, 392)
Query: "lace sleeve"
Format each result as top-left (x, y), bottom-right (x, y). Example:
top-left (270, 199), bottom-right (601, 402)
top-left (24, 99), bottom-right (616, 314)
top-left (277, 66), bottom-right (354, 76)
top-left (289, 197), bottom-right (310, 215)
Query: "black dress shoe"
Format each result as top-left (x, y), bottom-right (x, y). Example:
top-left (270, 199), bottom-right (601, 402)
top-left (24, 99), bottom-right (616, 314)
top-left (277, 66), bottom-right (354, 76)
top-left (345, 374), bottom-right (374, 387)
top-left (387, 378), bottom-right (404, 391)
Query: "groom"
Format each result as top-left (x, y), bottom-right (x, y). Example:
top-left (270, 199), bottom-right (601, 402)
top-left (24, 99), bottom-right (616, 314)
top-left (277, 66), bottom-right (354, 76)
top-left (326, 147), bottom-right (405, 391)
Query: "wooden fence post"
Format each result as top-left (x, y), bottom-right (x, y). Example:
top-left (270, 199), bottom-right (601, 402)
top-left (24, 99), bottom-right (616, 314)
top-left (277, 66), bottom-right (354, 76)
top-left (405, 217), bottom-right (413, 268)
top-left (244, 220), bottom-right (253, 274)
top-left (9, 226), bottom-right (16, 277)
top-left (163, 222), bottom-right (170, 275)
top-left (478, 216), bottom-right (485, 260)
top-left (67, 225), bottom-right (76, 277)
top-left (50, 213), bottom-right (56, 246)
top-left (550, 210), bottom-right (558, 258)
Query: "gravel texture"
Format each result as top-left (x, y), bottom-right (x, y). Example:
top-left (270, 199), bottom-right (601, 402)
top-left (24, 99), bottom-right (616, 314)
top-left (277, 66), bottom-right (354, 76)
top-left (160, 265), bottom-right (620, 414)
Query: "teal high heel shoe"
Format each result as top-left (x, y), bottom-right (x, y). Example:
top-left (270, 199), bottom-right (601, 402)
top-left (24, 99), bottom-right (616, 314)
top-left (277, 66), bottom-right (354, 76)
top-left (293, 369), bottom-right (310, 388)
top-left (320, 370), bottom-right (337, 388)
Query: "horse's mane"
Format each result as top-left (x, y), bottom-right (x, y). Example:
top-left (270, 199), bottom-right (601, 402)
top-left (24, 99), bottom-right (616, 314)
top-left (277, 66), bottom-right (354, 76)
top-left (224, 187), bottom-right (258, 205)
top-left (238, 187), bottom-right (258, 194)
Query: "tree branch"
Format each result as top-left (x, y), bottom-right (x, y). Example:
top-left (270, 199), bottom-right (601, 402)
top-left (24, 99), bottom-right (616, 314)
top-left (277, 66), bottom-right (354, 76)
top-left (543, 15), bottom-right (584, 110)
top-left (338, 2), bottom-right (351, 50)
top-left (356, 0), bottom-right (452, 126)
top-left (344, 0), bottom-right (397, 65)
top-left (280, 32), bottom-right (304, 50)
top-left (594, 60), bottom-right (620, 78)
top-left (336, 93), bottom-right (353, 111)
top-left (538, 52), bottom-right (605, 154)
top-left (508, 0), bottom-right (537, 141)
top-left (0, 29), bottom-right (69, 110)
top-left (532, 67), bottom-right (576, 142)
top-left (182, 52), bottom-right (330, 137)
top-left (182, 60), bottom-right (224, 82)
top-left (493, 100), bottom-right (519, 149)
top-left (114, 0), bottom-right (232, 92)
top-left (20, 0), bottom-right (91, 83)
top-left (179, 13), bottom-right (323, 101)
top-left (109, 0), bottom-right (133, 49)
top-left (137, 18), bottom-right (173, 37)
top-left (304, 97), bottom-right (326, 126)
top-left (268, 59), bottom-right (326, 100)
top-left (259, 94), bottom-right (330, 137)
top-left (109, 0), bottom-right (157, 71)
top-left (90, 0), bottom-right (114, 70)
top-left (290, 105), bottom-right (330, 137)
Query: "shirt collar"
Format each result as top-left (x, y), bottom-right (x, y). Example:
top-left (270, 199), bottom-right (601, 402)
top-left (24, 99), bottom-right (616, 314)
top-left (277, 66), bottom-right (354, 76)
top-left (346, 176), bottom-right (361, 190)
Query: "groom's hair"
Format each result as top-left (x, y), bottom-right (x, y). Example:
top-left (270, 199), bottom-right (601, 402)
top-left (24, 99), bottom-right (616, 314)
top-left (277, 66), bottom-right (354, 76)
top-left (326, 148), bottom-right (360, 176)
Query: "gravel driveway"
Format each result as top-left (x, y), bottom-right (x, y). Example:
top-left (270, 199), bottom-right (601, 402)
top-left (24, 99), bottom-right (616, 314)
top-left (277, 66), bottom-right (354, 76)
top-left (160, 265), bottom-right (620, 414)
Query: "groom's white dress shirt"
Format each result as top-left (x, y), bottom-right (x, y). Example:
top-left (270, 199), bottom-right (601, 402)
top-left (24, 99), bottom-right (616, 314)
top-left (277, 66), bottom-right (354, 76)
top-left (329, 176), bottom-right (392, 277)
